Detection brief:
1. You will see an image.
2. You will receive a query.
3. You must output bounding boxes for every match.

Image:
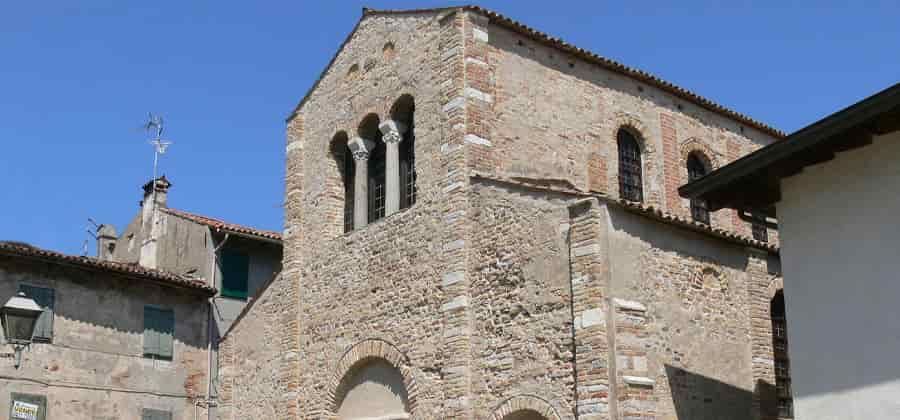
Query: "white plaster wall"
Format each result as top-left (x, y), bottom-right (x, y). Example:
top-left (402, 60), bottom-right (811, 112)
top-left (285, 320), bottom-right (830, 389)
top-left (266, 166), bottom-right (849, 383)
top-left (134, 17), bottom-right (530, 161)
top-left (777, 130), bottom-right (900, 420)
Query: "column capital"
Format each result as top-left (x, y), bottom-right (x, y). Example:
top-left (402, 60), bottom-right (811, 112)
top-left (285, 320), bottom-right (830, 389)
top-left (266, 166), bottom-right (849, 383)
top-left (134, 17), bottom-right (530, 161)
top-left (348, 137), bottom-right (374, 161)
top-left (378, 120), bottom-right (407, 144)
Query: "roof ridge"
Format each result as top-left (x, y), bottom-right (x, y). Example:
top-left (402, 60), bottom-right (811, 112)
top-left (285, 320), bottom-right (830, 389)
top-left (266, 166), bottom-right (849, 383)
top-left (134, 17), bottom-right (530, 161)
top-left (301, 5), bottom-right (784, 138)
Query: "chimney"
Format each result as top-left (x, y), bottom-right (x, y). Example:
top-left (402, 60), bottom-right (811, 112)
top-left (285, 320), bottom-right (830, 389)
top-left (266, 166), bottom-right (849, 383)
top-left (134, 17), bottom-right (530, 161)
top-left (96, 224), bottom-right (117, 261)
top-left (139, 176), bottom-right (171, 269)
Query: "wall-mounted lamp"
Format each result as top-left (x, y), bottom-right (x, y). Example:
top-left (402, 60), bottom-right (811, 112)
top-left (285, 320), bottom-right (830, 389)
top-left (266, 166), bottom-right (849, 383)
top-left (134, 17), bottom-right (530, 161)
top-left (1, 292), bottom-right (42, 369)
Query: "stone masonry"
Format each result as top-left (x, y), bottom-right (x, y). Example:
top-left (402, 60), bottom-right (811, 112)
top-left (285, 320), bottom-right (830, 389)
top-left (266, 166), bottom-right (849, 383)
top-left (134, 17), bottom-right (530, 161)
top-left (219, 6), bottom-right (787, 420)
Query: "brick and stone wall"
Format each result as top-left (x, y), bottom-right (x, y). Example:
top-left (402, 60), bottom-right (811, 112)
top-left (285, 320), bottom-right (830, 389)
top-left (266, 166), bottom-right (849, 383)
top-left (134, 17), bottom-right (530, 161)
top-left (219, 7), bottom-right (787, 419)
top-left (0, 256), bottom-right (209, 420)
top-left (470, 17), bottom-right (779, 241)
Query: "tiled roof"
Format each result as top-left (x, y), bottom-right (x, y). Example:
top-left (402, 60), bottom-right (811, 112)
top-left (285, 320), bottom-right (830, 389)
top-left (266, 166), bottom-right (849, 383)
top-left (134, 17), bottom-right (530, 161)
top-left (613, 199), bottom-right (777, 253)
top-left (0, 242), bottom-right (216, 295)
top-left (161, 208), bottom-right (283, 242)
top-left (289, 5), bottom-right (785, 139)
top-left (471, 172), bottom-right (777, 253)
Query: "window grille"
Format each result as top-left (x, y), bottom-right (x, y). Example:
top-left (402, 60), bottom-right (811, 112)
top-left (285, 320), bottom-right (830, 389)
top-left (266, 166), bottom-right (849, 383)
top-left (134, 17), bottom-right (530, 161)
top-left (343, 147), bottom-right (355, 233)
top-left (368, 139), bottom-right (386, 223)
top-left (771, 292), bottom-right (793, 418)
top-left (687, 154), bottom-right (710, 224)
top-left (617, 129), bottom-right (643, 202)
top-left (752, 215), bottom-right (769, 243)
top-left (399, 120), bottom-right (417, 209)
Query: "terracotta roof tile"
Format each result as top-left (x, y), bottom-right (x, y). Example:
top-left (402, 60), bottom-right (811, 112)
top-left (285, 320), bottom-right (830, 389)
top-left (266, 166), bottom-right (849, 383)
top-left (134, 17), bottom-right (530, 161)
top-left (614, 199), bottom-right (778, 253)
top-left (0, 242), bottom-right (216, 295)
top-left (161, 208), bottom-right (282, 242)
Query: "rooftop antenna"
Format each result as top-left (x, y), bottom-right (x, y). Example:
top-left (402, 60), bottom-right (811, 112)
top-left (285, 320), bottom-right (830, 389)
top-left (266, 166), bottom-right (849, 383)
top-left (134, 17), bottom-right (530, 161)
top-left (143, 113), bottom-right (172, 218)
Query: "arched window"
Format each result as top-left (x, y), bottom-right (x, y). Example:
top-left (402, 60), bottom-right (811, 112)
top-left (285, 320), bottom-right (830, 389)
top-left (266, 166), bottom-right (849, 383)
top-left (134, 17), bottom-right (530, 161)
top-left (391, 95), bottom-right (417, 209)
top-left (330, 132), bottom-right (354, 233)
top-left (771, 291), bottom-right (793, 418)
top-left (359, 115), bottom-right (387, 224)
top-left (751, 213), bottom-right (769, 242)
top-left (504, 410), bottom-right (549, 420)
top-left (617, 129), bottom-right (643, 202)
top-left (686, 152), bottom-right (710, 224)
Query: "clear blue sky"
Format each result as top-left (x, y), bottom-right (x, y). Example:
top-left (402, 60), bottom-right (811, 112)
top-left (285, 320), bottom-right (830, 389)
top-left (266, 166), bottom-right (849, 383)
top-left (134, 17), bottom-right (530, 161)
top-left (1, 1), bottom-right (897, 255)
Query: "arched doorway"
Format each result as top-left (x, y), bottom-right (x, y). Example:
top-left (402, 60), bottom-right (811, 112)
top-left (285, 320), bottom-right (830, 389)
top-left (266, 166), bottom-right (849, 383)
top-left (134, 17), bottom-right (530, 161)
top-left (336, 358), bottom-right (410, 419)
top-left (503, 409), bottom-right (548, 420)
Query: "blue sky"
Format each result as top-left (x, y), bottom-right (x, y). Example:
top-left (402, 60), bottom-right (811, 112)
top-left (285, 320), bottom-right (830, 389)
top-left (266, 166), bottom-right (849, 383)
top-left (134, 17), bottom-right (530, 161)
top-left (1, 1), bottom-right (897, 255)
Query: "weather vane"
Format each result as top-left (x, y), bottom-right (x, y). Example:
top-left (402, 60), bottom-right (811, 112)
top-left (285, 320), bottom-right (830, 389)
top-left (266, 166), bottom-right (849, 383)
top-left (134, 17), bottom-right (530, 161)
top-left (143, 113), bottom-right (172, 215)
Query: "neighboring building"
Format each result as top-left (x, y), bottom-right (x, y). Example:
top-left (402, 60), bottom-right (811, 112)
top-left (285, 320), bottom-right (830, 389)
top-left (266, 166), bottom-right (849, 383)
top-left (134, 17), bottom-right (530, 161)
top-left (219, 6), bottom-right (791, 419)
top-left (98, 176), bottom-right (283, 418)
top-left (680, 83), bottom-right (900, 420)
top-left (0, 241), bottom-right (215, 419)
top-left (106, 176), bottom-right (283, 335)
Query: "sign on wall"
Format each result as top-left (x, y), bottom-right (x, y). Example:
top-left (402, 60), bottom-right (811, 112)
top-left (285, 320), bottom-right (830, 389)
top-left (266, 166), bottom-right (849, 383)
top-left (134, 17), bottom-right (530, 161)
top-left (9, 394), bottom-right (46, 420)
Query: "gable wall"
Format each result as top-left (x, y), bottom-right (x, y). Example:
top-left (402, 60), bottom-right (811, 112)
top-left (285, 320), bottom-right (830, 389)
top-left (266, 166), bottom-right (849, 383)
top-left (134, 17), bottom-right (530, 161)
top-left (470, 19), bottom-right (780, 239)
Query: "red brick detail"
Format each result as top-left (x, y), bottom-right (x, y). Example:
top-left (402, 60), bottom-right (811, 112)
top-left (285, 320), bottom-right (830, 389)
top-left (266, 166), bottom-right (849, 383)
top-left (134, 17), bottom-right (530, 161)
top-left (727, 138), bottom-right (751, 237)
top-left (328, 339), bottom-right (419, 416)
top-left (489, 395), bottom-right (563, 420)
top-left (588, 136), bottom-right (607, 193)
top-left (660, 113), bottom-right (681, 215)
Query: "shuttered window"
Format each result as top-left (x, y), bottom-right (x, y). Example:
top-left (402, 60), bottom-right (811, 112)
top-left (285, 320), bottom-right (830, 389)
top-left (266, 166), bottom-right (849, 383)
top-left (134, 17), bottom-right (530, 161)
top-left (221, 249), bottom-right (250, 300)
top-left (141, 408), bottom-right (173, 420)
top-left (143, 306), bottom-right (174, 360)
top-left (617, 129), bottom-right (643, 202)
top-left (18, 285), bottom-right (54, 343)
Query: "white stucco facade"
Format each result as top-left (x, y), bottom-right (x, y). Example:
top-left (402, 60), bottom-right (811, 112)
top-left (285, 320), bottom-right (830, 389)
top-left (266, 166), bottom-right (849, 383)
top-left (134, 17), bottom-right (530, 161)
top-left (777, 130), bottom-right (900, 420)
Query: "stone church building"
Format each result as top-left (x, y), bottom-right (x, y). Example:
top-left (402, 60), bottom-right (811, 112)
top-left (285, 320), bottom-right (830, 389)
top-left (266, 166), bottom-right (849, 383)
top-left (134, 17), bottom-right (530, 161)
top-left (219, 6), bottom-right (790, 419)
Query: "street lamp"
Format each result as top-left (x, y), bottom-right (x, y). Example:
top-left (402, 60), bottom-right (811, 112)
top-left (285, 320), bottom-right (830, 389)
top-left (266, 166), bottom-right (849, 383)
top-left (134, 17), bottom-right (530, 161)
top-left (1, 292), bottom-right (43, 369)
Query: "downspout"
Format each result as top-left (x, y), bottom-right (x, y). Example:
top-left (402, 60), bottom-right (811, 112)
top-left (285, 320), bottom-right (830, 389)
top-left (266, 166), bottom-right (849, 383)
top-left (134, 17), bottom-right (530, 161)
top-left (207, 232), bottom-right (230, 420)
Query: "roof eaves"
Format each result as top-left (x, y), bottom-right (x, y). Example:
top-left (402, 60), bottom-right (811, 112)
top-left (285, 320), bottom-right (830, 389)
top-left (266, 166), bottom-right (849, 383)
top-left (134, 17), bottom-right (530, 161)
top-left (303, 5), bottom-right (784, 138)
top-left (679, 83), bottom-right (900, 206)
top-left (161, 208), bottom-right (282, 242)
top-left (0, 243), bottom-right (216, 296)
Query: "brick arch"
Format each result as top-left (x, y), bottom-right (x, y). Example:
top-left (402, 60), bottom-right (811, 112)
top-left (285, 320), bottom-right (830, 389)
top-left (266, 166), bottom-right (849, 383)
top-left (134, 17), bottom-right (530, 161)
top-left (612, 113), bottom-right (651, 154)
top-left (490, 395), bottom-right (563, 420)
top-left (679, 138), bottom-right (720, 170)
top-left (327, 338), bottom-right (419, 416)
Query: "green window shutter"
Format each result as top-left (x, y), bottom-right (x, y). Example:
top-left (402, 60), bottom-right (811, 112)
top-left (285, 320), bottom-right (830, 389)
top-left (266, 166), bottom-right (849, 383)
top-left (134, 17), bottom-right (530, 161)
top-left (142, 408), bottom-right (172, 420)
top-left (18, 285), bottom-right (54, 342)
top-left (143, 306), bottom-right (160, 357)
top-left (220, 250), bottom-right (249, 299)
top-left (143, 306), bottom-right (174, 360)
top-left (158, 308), bottom-right (174, 360)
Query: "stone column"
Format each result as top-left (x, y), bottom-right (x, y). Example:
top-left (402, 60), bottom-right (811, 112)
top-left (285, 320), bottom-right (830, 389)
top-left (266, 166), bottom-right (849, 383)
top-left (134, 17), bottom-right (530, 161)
top-left (378, 120), bottom-right (407, 216)
top-left (348, 137), bottom-right (374, 229)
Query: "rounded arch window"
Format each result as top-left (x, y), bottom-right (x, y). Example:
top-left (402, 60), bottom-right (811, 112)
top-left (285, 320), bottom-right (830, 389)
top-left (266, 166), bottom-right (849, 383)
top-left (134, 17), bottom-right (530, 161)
top-left (503, 410), bottom-right (549, 420)
top-left (686, 152), bottom-right (711, 224)
top-left (617, 128), bottom-right (643, 202)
